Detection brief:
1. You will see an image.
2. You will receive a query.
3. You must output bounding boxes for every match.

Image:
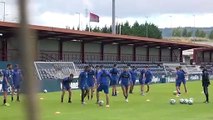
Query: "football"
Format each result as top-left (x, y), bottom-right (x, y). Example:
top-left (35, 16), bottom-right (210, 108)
top-left (98, 100), bottom-right (104, 106)
top-left (189, 98), bottom-right (194, 101)
top-left (170, 99), bottom-right (176, 105)
top-left (43, 89), bottom-right (47, 93)
top-left (188, 99), bottom-right (193, 105)
top-left (179, 98), bottom-right (184, 104)
top-left (173, 91), bottom-right (177, 95)
top-left (184, 99), bottom-right (189, 104)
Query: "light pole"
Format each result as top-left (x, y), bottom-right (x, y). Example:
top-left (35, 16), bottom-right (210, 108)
top-left (169, 15), bottom-right (172, 37)
top-left (76, 12), bottom-right (81, 30)
top-left (169, 15), bottom-right (172, 28)
top-left (193, 14), bottom-right (196, 38)
top-left (116, 16), bottom-right (122, 35)
top-left (112, 0), bottom-right (116, 34)
top-left (145, 16), bottom-right (149, 37)
top-left (0, 1), bottom-right (5, 21)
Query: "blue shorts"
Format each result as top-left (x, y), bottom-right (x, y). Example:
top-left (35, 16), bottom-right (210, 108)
top-left (110, 80), bottom-right (117, 86)
top-left (62, 85), bottom-right (71, 91)
top-left (139, 79), bottom-right (144, 85)
top-left (97, 84), bottom-right (109, 94)
top-left (130, 79), bottom-right (136, 85)
top-left (182, 79), bottom-right (186, 84)
top-left (121, 84), bottom-right (129, 88)
top-left (2, 83), bottom-right (8, 92)
top-left (88, 82), bottom-right (94, 88)
top-left (13, 85), bottom-right (20, 89)
top-left (176, 81), bottom-right (181, 87)
top-left (145, 80), bottom-right (151, 85)
top-left (140, 79), bottom-right (151, 85)
top-left (79, 84), bottom-right (89, 90)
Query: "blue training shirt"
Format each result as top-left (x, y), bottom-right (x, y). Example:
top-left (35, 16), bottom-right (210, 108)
top-left (176, 70), bottom-right (184, 82)
top-left (2, 69), bottom-right (13, 85)
top-left (139, 69), bottom-right (145, 81)
top-left (87, 70), bottom-right (95, 83)
top-left (130, 69), bottom-right (137, 81)
top-left (145, 70), bottom-right (153, 81)
top-left (97, 69), bottom-right (111, 86)
top-left (13, 68), bottom-right (22, 86)
top-left (62, 77), bottom-right (72, 86)
top-left (119, 71), bottom-right (131, 85)
top-left (78, 71), bottom-right (88, 87)
top-left (180, 69), bottom-right (186, 80)
top-left (110, 68), bottom-right (119, 81)
top-left (179, 70), bottom-right (185, 81)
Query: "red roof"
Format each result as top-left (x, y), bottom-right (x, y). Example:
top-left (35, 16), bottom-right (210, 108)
top-left (0, 21), bottom-right (211, 50)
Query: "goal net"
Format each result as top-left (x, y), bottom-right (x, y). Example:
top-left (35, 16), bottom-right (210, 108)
top-left (34, 61), bottom-right (79, 89)
top-left (34, 61), bottom-right (78, 80)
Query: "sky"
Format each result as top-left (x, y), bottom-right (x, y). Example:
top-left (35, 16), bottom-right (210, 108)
top-left (0, 0), bottom-right (213, 29)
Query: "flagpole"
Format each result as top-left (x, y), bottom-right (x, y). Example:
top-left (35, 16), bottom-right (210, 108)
top-left (88, 10), bottom-right (91, 32)
top-left (89, 20), bottom-right (91, 32)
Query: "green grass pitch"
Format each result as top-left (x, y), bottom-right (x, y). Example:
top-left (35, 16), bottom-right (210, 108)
top-left (1, 81), bottom-right (213, 120)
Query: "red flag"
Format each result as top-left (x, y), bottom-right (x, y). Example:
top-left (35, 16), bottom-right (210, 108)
top-left (90, 12), bottom-right (99, 22)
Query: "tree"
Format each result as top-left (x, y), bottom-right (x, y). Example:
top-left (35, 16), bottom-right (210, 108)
top-left (101, 25), bottom-right (109, 33)
top-left (72, 27), bottom-right (75, 30)
top-left (146, 23), bottom-right (162, 39)
top-left (182, 28), bottom-right (192, 37)
top-left (83, 21), bottom-right (162, 39)
top-left (195, 29), bottom-right (206, 38)
top-left (92, 26), bottom-right (101, 32)
top-left (131, 21), bottom-right (141, 36)
top-left (172, 27), bottom-right (182, 37)
top-left (209, 30), bottom-right (213, 39)
top-left (121, 21), bottom-right (131, 35)
top-left (182, 28), bottom-right (188, 37)
top-left (186, 31), bottom-right (192, 37)
top-left (200, 31), bottom-right (206, 38)
top-left (195, 29), bottom-right (200, 37)
top-left (85, 25), bottom-right (90, 31)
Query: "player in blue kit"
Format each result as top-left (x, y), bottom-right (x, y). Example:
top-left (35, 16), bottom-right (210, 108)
top-left (144, 66), bottom-right (153, 93)
top-left (119, 66), bottom-right (131, 102)
top-left (179, 66), bottom-right (187, 93)
top-left (96, 65), bottom-right (111, 107)
top-left (87, 65), bottom-right (95, 100)
top-left (129, 66), bottom-right (138, 94)
top-left (2, 64), bottom-right (13, 106)
top-left (61, 73), bottom-right (74, 103)
top-left (139, 68), bottom-right (145, 95)
top-left (94, 65), bottom-right (100, 99)
top-left (78, 66), bottom-right (89, 104)
top-left (12, 64), bottom-right (22, 102)
top-left (175, 67), bottom-right (184, 96)
top-left (175, 67), bottom-right (182, 96)
top-left (94, 65), bottom-right (100, 81)
top-left (175, 66), bottom-right (187, 96)
top-left (110, 64), bottom-right (119, 96)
